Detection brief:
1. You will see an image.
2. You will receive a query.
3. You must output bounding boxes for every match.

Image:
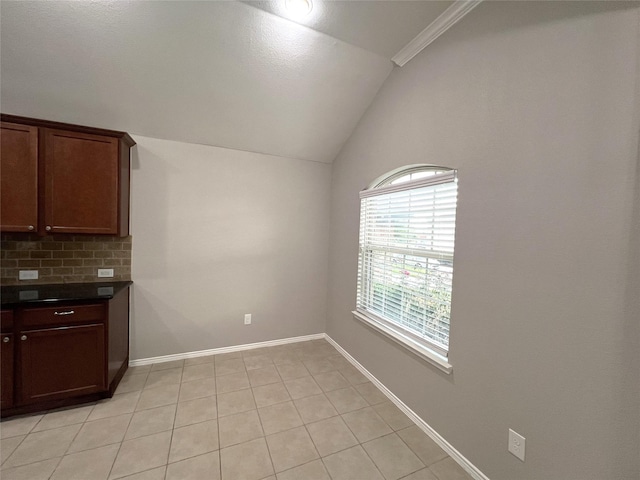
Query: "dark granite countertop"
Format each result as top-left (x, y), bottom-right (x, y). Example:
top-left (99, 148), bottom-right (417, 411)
top-left (1, 281), bottom-right (132, 307)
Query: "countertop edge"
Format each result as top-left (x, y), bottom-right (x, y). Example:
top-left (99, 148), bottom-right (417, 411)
top-left (0, 281), bottom-right (133, 308)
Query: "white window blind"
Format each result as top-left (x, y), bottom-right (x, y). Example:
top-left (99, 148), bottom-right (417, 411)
top-left (356, 170), bottom-right (458, 357)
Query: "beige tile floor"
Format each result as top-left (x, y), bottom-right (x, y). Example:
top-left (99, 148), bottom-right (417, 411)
top-left (0, 339), bottom-right (473, 480)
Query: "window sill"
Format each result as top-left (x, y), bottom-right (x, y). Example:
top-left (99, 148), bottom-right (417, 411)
top-left (352, 310), bottom-right (453, 374)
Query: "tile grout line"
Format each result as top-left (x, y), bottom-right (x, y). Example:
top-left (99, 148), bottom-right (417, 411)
top-left (61, 403), bottom-right (96, 456)
top-left (266, 341), bottom-right (375, 477)
top-left (426, 457), bottom-right (455, 480)
top-left (251, 390), bottom-right (276, 479)
top-left (393, 427), bottom-right (437, 472)
top-left (159, 401), bottom-right (175, 480)
top-left (237, 343), bottom-right (327, 477)
top-left (360, 431), bottom-right (416, 480)
top-left (163, 400), bottom-right (179, 461)
top-left (327, 400), bottom-right (389, 480)
top-left (116, 465), bottom-right (169, 480)
top-left (311, 341), bottom-right (394, 480)
top-left (119, 364), bottom-right (209, 477)
top-left (0, 430), bottom-right (29, 467)
top-left (215, 373), bottom-right (222, 480)
top-left (105, 383), bottom-right (143, 480)
top-left (47, 456), bottom-right (65, 480)
top-left (277, 457), bottom-right (333, 479)
top-left (298, 349), bottom-right (365, 479)
top-left (55, 442), bottom-right (131, 480)
top-left (3, 406), bottom-right (89, 475)
top-left (287, 385), bottom-right (322, 472)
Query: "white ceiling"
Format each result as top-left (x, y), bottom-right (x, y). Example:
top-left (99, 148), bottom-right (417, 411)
top-left (0, 1), bottom-right (453, 164)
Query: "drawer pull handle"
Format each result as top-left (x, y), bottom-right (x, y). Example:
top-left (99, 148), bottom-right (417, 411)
top-left (54, 310), bottom-right (75, 316)
top-left (3, 337), bottom-right (9, 343)
top-left (21, 335), bottom-right (27, 341)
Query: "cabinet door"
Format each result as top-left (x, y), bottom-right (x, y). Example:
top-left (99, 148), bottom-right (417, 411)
top-left (1, 333), bottom-right (14, 409)
top-left (20, 324), bottom-right (106, 404)
top-left (0, 122), bottom-right (38, 232)
top-left (43, 128), bottom-right (119, 234)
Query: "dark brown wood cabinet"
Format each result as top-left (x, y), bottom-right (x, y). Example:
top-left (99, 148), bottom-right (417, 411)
top-left (0, 115), bottom-right (135, 236)
top-left (20, 323), bottom-right (106, 405)
top-left (1, 310), bottom-right (15, 409)
top-left (44, 129), bottom-right (120, 235)
top-left (1, 284), bottom-right (130, 417)
top-left (0, 123), bottom-right (38, 233)
top-left (1, 333), bottom-right (14, 409)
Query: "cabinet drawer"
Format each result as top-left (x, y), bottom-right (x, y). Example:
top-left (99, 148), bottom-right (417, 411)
top-left (1, 310), bottom-right (13, 331)
top-left (20, 304), bottom-right (105, 328)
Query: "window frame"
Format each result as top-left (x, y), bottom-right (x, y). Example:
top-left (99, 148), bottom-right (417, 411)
top-left (353, 166), bottom-right (457, 374)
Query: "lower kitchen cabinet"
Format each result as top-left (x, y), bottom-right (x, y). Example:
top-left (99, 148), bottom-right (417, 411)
top-left (1, 309), bottom-right (14, 409)
top-left (1, 333), bottom-right (14, 409)
top-left (0, 282), bottom-right (131, 417)
top-left (20, 324), bottom-right (105, 405)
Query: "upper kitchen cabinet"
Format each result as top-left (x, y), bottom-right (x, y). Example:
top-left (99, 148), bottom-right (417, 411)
top-left (0, 122), bottom-right (38, 232)
top-left (0, 115), bottom-right (135, 236)
top-left (44, 129), bottom-right (122, 235)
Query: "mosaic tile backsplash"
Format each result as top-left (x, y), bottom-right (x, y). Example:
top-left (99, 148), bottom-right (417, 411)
top-left (1, 234), bottom-right (131, 285)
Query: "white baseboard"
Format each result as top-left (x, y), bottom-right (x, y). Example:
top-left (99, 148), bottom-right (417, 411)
top-left (324, 334), bottom-right (490, 480)
top-left (129, 333), bottom-right (325, 367)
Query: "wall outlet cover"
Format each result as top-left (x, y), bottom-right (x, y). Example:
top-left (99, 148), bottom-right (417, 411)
top-left (98, 268), bottom-right (114, 278)
top-left (244, 313), bottom-right (252, 325)
top-left (508, 428), bottom-right (526, 462)
top-left (18, 270), bottom-right (39, 280)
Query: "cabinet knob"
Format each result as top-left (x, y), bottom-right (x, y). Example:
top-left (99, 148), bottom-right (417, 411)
top-left (2, 337), bottom-right (9, 343)
top-left (21, 335), bottom-right (27, 341)
top-left (28, 225), bottom-right (35, 231)
top-left (45, 226), bottom-right (52, 232)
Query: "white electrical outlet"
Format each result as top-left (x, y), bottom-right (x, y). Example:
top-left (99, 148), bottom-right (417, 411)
top-left (18, 270), bottom-right (38, 280)
top-left (508, 429), bottom-right (526, 462)
top-left (244, 314), bottom-right (252, 325)
top-left (98, 268), bottom-right (114, 278)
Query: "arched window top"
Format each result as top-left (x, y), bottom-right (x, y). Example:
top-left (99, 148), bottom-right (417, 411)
top-left (370, 164), bottom-right (455, 189)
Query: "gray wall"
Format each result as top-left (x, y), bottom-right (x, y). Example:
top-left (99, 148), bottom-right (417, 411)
top-left (326, 2), bottom-right (640, 480)
top-left (130, 135), bottom-right (331, 360)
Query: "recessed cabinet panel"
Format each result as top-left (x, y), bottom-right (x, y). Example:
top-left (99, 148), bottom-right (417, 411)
top-left (20, 323), bottom-right (106, 404)
top-left (0, 122), bottom-right (38, 232)
top-left (1, 310), bottom-right (14, 331)
top-left (1, 333), bottom-right (14, 409)
top-left (44, 129), bottom-right (119, 234)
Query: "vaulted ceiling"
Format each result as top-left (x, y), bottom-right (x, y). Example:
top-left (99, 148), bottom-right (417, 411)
top-left (243, 1), bottom-right (452, 58)
top-left (1, 1), bottom-right (457, 163)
